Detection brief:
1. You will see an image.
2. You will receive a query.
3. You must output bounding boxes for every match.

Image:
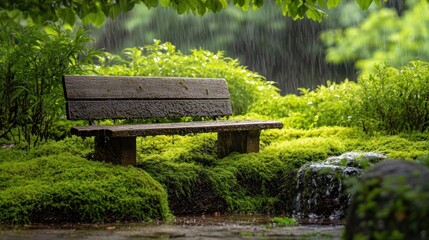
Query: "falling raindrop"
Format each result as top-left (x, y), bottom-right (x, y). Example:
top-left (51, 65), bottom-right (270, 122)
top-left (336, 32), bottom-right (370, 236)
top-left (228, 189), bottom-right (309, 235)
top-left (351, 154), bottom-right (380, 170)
top-left (88, 0), bottom-right (405, 95)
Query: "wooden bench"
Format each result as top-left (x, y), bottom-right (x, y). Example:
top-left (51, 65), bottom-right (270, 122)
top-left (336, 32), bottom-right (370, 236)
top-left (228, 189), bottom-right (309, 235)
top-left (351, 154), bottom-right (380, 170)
top-left (63, 75), bottom-right (283, 166)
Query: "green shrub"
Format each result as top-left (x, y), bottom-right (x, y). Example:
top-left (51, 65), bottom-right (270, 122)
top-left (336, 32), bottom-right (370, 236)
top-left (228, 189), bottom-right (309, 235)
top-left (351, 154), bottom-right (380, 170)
top-left (250, 80), bottom-right (357, 129)
top-left (93, 40), bottom-right (279, 115)
top-left (0, 17), bottom-right (96, 147)
top-left (350, 61), bottom-right (429, 134)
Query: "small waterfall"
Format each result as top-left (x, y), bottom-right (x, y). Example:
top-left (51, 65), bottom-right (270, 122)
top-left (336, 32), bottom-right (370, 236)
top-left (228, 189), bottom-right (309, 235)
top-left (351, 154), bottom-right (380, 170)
top-left (293, 152), bottom-right (386, 220)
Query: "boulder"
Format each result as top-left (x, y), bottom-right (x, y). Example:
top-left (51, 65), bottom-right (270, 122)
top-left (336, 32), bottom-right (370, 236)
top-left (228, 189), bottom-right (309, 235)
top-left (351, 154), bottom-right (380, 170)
top-left (345, 160), bottom-right (429, 240)
top-left (294, 152), bottom-right (385, 220)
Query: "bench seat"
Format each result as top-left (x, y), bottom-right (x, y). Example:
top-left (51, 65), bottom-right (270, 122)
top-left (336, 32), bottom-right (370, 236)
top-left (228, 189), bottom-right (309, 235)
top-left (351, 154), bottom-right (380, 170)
top-left (72, 120), bottom-right (282, 137)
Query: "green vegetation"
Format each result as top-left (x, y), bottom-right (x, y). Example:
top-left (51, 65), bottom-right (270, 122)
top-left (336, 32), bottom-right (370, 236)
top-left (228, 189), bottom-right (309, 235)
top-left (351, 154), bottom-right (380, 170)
top-left (322, 0), bottom-right (429, 74)
top-left (250, 80), bottom-right (357, 128)
top-left (0, 18), bottom-right (96, 148)
top-left (272, 216), bottom-right (297, 226)
top-left (93, 41), bottom-right (278, 115)
top-left (1, 0), bottom-right (429, 225)
top-left (250, 60), bottom-right (429, 135)
top-left (1, 34), bottom-right (429, 224)
top-left (345, 160), bottom-right (429, 239)
top-left (0, 0), bottom-right (379, 27)
top-left (2, 126), bottom-right (428, 224)
top-left (349, 61), bottom-right (429, 134)
top-left (0, 137), bottom-right (171, 224)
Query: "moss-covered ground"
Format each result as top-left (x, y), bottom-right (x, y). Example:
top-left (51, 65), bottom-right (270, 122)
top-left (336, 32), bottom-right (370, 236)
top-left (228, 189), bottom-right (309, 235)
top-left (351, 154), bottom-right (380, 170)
top-left (2, 125), bottom-right (428, 224)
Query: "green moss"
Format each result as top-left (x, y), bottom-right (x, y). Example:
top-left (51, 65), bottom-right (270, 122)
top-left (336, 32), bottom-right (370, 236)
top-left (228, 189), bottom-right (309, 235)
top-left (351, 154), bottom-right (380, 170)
top-left (0, 138), bottom-right (171, 224)
top-left (2, 126), bottom-right (429, 223)
top-left (135, 127), bottom-right (429, 215)
top-left (362, 134), bottom-right (429, 160)
top-left (138, 134), bottom-right (217, 166)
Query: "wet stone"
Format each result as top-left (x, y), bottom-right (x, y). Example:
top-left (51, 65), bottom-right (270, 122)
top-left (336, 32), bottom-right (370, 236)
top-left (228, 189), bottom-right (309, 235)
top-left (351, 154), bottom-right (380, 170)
top-left (293, 152), bottom-right (386, 220)
top-left (325, 152), bottom-right (386, 168)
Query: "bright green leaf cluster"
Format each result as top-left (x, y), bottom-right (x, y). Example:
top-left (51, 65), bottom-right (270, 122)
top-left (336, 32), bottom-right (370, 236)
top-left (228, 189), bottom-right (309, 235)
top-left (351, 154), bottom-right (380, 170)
top-left (0, 0), bottom-right (379, 27)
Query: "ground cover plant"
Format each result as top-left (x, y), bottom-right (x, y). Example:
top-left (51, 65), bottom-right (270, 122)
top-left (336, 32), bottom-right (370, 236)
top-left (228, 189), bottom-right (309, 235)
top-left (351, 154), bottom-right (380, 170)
top-left (0, 137), bottom-right (171, 224)
top-left (2, 126), bottom-right (429, 224)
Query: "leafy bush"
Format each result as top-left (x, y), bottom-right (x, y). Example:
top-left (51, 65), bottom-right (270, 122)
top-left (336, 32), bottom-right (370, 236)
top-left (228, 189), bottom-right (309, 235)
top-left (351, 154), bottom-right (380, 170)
top-left (93, 40), bottom-right (279, 115)
top-left (350, 61), bottom-right (429, 134)
top-left (0, 137), bottom-right (171, 224)
top-left (0, 17), bottom-right (96, 147)
top-left (250, 80), bottom-right (357, 128)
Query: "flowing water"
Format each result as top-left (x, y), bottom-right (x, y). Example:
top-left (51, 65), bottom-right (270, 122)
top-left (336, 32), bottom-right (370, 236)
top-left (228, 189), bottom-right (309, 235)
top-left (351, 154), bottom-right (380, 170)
top-left (1, 215), bottom-right (343, 240)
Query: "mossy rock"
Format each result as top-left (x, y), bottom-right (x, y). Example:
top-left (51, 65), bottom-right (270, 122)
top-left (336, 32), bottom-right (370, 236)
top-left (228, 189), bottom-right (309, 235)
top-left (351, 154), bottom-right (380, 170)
top-left (345, 160), bottom-right (429, 240)
top-left (294, 152), bottom-right (385, 220)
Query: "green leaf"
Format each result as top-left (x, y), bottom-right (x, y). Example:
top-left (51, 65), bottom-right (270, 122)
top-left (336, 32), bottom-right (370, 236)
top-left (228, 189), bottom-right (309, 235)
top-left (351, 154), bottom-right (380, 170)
top-left (327, 0), bottom-right (341, 9)
top-left (82, 10), bottom-right (105, 27)
top-left (206, 0), bottom-right (223, 12)
top-left (160, 0), bottom-right (171, 7)
top-left (233, 0), bottom-right (245, 6)
top-left (57, 8), bottom-right (76, 26)
top-left (176, 2), bottom-right (188, 14)
top-left (373, 0), bottom-right (382, 6)
top-left (253, 0), bottom-right (264, 8)
top-left (305, 3), bottom-right (328, 22)
top-left (197, 1), bottom-right (207, 15)
top-left (219, 0), bottom-right (229, 8)
top-left (143, 0), bottom-right (159, 8)
top-left (356, 0), bottom-right (373, 10)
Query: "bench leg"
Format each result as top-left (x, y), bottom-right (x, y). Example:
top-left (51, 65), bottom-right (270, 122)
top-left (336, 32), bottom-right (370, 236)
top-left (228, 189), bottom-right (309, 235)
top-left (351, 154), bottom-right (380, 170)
top-left (217, 130), bottom-right (261, 158)
top-left (94, 136), bottom-right (136, 166)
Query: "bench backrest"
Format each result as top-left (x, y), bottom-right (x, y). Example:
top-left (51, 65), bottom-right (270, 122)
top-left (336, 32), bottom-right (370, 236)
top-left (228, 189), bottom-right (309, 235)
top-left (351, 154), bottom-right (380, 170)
top-left (63, 76), bottom-right (233, 120)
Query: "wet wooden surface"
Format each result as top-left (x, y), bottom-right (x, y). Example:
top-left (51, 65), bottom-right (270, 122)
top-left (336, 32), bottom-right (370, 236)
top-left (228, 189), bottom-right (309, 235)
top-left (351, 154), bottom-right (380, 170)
top-left (94, 136), bottom-right (136, 165)
top-left (64, 76), bottom-right (232, 120)
top-left (63, 76), bottom-right (230, 100)
top-left (71, 120), bottom-right (283, 137)
top-left (66, 99), bottom-right (232, 120)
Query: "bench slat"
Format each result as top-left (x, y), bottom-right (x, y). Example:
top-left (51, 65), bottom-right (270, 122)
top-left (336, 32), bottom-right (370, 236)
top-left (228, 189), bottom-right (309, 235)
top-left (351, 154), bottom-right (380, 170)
top-left (71, 120), bottom-right (283, 137)
top-left (63, 76), bottom-right (230, 100)
top-left (66, 99), bottom-right (232, 120)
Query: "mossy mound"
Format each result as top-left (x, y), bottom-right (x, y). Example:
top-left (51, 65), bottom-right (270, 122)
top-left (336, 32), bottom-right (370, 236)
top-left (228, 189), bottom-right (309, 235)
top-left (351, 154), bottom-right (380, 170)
top-left (0, 137), bottom-right (171, 224)
top-left (2, 127), bottom-right (429, 223)
top-left (137, 127), bottom-right (372, 215)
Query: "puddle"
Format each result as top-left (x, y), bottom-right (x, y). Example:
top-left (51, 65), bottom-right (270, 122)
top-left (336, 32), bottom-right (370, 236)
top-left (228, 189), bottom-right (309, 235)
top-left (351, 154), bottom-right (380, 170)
top-left (0, 214), bottom-right (344, 239)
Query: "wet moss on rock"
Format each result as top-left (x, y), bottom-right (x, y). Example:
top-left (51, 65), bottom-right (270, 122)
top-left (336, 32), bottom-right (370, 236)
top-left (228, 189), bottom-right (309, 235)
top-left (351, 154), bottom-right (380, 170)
top-left (345, 160), bottom-right (429, 240)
